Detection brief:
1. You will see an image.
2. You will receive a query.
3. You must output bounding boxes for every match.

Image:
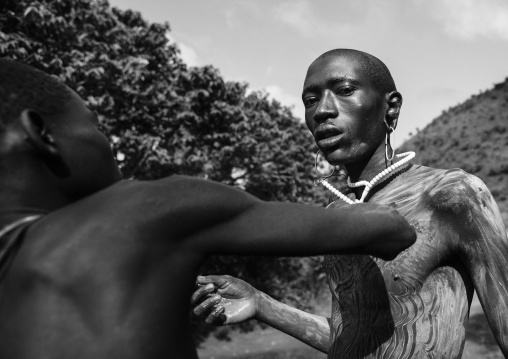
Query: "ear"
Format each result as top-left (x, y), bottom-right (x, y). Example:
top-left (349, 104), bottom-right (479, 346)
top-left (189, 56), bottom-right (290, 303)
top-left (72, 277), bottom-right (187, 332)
top-left (19, 110), bottom-right (70, 178)
top-left (383, 91), bottom-right (402, 131)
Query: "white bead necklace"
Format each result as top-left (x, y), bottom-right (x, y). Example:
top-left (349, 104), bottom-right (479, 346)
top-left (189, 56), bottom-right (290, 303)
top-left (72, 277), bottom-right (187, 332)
top-left (320, 151), bottom-right (416, 205)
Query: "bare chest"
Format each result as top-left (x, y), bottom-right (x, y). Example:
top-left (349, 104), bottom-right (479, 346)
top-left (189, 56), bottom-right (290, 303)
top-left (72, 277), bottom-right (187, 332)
top-left (324, 215), bottom-right (449, 299)
top-left (323, 186), bottom-right (471, 358)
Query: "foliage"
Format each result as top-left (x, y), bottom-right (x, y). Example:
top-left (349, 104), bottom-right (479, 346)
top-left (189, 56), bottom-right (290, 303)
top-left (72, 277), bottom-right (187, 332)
top-left (0, 0), bottom-right (330, 341)
top-left (399, 78), bottom-right (508, 227)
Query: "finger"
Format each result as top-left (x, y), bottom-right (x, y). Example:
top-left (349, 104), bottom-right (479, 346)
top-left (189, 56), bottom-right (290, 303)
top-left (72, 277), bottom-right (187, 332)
top-left (197, 275), bottom-right (231, 288)
top-left (193, 294), bottom-right (222, 317)
top-left (196, 275), bottom-right (215, 285)
top-left (191, 283), bottom-right (215, 304)
top-left (205, 306), bottom-right (226, 325)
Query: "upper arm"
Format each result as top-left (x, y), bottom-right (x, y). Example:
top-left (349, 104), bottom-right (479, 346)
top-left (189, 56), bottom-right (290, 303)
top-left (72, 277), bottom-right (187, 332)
top-left (90, 176), bottom-right (322, 254)
top-left (432, 173), bottom-right (508, 352)
top-left (76, 176), bottom-right (262, 242)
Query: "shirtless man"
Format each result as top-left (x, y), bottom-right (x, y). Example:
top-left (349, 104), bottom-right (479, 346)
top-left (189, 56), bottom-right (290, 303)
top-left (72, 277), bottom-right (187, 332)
top-left (192, 49), bottom-right (508, 358)
top-left (0, 59), bottom-right (416, 358)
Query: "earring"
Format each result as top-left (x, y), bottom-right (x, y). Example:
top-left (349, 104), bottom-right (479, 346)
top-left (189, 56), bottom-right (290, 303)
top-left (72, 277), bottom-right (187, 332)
top-left (314, 150), bottom-right (335, 185)
top-left (385, 126), bottom-right (395, 162)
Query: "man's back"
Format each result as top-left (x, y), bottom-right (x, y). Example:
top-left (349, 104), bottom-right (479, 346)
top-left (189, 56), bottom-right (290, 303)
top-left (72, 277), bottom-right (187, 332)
top-left (0, 180), bottom-right (205, 358)
top-left (325, 165), bottom-right (507, 358)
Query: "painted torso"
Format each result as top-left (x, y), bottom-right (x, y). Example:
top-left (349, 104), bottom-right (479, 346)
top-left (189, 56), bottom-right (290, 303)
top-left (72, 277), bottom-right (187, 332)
top-left (324, 165), bottom-right (478, 359)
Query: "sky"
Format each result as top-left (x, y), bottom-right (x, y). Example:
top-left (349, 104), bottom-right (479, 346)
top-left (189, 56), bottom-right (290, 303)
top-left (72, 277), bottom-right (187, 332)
top-left (108, 0), bottom-right (508, 148)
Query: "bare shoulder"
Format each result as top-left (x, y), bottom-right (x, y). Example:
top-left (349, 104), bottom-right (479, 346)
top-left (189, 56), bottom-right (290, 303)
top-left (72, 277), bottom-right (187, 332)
top-left (28, 175), bottom-right (258, 245)
top-left (65, 175), bottom-right (256, 220)
top-left (416, 166), bottom-right (506, 237)
top-left (420, 166), bottom-right (492, 214)
top-left (14, 176), bottom-right (257, 279)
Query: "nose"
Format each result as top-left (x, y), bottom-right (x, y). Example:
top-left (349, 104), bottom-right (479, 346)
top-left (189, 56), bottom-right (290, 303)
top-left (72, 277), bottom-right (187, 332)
top-left (313, 90), bottom-right (338, 123)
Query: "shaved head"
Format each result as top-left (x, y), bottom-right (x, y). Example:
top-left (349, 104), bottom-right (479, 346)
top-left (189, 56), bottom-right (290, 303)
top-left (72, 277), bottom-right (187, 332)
top-left (0, 59), bottom-right (72, 131)
top-left (316, 49), bottom-right (396, 95)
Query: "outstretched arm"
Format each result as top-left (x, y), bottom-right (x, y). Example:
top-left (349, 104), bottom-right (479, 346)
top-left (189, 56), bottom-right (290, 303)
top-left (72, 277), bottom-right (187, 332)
top-left (192, 275), bottom-right (331, 353)
top-left (100, 175), bottom-right (415, 258)
top-left (439, 175), bottom-right (508, 355)
top-left (143, 175), bottom-right (416, 259)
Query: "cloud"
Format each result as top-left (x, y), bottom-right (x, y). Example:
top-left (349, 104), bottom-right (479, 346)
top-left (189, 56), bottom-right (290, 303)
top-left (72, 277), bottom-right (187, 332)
top-left (264, 85), bottom-right (306, 119)
top-left (273, 0), bottom-right (350, 38)
top-left (177, 42), bottom-right (200, 67)
top-left (166, 32), bottom-right (200, 67)
top-left (223, 1), bottom-right (263, 29)
top-left (417, 86), bottom-right (460, 99)
top-left (224, 9), bottom-right (237, 29)
top-left (422, 0), bottom-right (508, 40)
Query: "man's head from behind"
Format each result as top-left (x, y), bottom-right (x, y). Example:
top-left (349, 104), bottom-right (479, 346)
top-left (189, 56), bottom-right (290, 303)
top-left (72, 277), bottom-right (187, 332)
top-left (0, 59), bottom-right (121, 202)
top-left (302, 49), bottom-right (402, 166)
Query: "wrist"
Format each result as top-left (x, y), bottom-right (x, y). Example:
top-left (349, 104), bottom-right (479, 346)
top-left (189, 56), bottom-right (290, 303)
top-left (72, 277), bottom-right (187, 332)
top-left (253, 289), bottom-right (269, 321)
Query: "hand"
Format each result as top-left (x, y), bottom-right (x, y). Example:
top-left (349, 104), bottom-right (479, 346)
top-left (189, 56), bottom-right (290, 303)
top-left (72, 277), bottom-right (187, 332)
top-left (192, 275), bottom-right (257, 326)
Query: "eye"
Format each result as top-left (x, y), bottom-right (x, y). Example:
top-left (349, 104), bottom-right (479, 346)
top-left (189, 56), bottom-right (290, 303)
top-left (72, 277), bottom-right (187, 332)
top-left (336, 86), bottom-right (355, 96)
top-left (303, 97), bottom-right (318, 108)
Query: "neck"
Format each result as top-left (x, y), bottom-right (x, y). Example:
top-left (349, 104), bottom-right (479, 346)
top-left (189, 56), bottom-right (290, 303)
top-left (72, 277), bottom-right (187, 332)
top-left (0, 191), bottom-right (64, 229)
top-left (344, 143), bottom-right (390, 199)
top-left (0, 171), bottom-right (71, 228)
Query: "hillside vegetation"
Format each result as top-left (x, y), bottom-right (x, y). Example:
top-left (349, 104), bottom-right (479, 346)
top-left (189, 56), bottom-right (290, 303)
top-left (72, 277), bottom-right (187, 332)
top-left (399, 78), bottom-right (508, 227)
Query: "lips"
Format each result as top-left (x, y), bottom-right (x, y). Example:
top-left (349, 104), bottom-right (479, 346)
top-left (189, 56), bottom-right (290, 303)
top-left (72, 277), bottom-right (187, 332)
top-left (314, 126), bottom-right (343, 149)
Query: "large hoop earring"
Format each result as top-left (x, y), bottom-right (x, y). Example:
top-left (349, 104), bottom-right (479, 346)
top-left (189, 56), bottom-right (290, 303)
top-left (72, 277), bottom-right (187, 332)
top-left (385, 126), bottom-right (395, 162)
top-left (314, 150), bottom-right (335, 186)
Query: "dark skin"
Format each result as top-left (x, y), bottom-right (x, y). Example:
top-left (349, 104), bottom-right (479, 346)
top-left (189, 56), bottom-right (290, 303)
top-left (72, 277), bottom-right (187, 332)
top-left (192, 52), bottom-right (508, 358)
top-left (0, 85), bottom-right (416, 359)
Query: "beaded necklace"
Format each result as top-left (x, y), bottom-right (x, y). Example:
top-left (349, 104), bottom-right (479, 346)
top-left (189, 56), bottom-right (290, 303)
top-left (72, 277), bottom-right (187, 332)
top-left (320, 151), bottom-right (416, 205)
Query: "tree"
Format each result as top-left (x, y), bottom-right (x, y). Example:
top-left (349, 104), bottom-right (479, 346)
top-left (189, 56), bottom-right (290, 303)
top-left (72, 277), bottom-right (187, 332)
top-left (1, 0), bottom-right (331, 341)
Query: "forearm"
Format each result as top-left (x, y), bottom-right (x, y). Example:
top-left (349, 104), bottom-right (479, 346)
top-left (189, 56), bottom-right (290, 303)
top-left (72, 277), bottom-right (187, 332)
top-left (254, 290), bottom-right (330, 353)
top-left (475, 277), bottom-right (508, 356)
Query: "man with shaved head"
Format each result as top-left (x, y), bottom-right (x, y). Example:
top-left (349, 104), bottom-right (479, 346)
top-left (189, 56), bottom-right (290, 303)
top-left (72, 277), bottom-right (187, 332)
top-left (0, 58), bottom-right (417, 358)
top-left (193, 49), bottom-right (508, 358)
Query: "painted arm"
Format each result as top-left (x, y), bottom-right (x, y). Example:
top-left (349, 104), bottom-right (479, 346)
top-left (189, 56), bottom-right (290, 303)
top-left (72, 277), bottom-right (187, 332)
top-left (192, 275), bottom-right (331, 353)
top-left (439, 175), bottom-right (508, 355)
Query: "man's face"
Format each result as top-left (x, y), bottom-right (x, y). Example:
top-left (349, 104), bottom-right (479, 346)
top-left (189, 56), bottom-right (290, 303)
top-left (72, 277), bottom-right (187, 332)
top-left (52, 90), bottom-right (122, 199)
top-left (302, 55), bottom-right (387, 166)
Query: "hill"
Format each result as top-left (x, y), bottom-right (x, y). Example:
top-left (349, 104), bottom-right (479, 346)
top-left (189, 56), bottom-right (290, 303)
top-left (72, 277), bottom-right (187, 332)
top-left (398, 78), bottom-right (508, 227)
